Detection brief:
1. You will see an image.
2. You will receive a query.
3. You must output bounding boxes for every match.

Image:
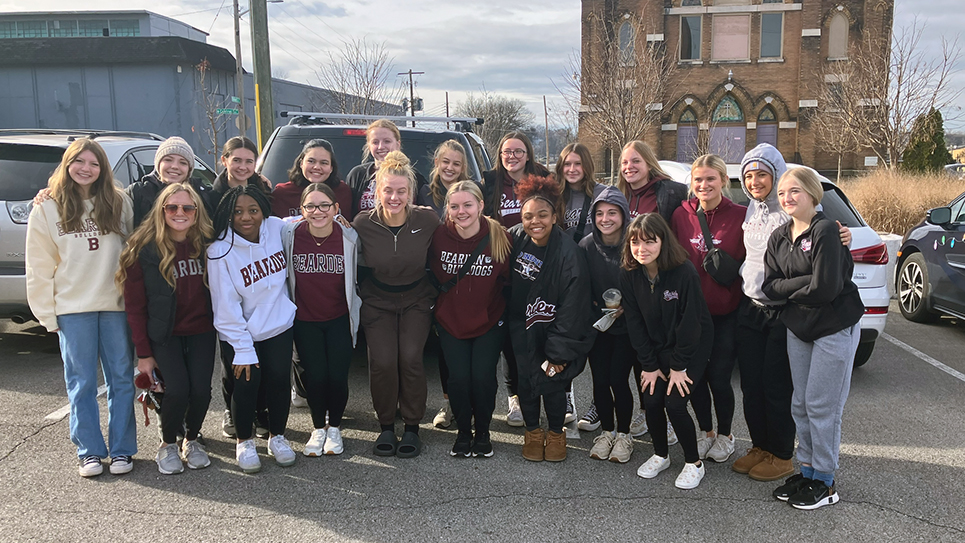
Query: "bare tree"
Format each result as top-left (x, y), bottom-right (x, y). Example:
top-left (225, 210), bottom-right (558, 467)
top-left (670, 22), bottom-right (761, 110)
top-left (812, 67), bottom-right (863, 181)
top-left (196, 59), bottom-right (229, 165)
top-left (559, 15), bottom-right (674, 180)
top-left (315, 37), bottom-right (405, 117)
top-left (455, 90), bottom-right (535, 156)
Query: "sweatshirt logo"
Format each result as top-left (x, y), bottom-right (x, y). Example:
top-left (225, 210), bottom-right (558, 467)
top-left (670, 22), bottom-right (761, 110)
top-left (663, 290), bottom-right (679, 301)
top-left (525, 297), bottom-right (556, 329)
top-left (239, 250), bottom-right (287, 287)
top-left (690, 233), bottom-right (720, 254)
top-left (800, 238), bottom-right (812, 252)
top-left (439, 251), bottom-right (494, 277)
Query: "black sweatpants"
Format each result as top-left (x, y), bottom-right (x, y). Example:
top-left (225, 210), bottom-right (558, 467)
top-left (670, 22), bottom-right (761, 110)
top-left (224, 328), bottom-right (294, 440)
top-left (643, 375), bottom-right (699, 463)
top-left (502, 332), bottom-right (518, 397)
top-left (152, 331), bottom-right (216, 444)
top-left (690, 312), bottom-right (738, 436)
top-left (220, 342), bottom-right (268, 418)
top-left (587, 331), bottom-right (634, 433)
top-left (736, 300), bottom-right (795, 460)
top-left (518, 374), bottom-right (567, 433)
top-left (293, 315), bottom-right (353, 428)
top-left (438, 322), bottom-right (506, 437)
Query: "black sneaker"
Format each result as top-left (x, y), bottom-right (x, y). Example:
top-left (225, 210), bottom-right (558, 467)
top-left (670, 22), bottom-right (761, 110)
top-left (450, 433), bottom-right (472, 458)
top-left (773, 473), bottom-right (811, 501)
top-left (471, 435), bottom-right (494, 458)
top-left (788, 480), bottom-right (839, 510)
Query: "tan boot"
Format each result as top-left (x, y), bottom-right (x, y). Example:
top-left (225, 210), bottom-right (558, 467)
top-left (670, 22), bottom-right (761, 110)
top-left (544, 430), bottom-right (567, 462)
top-left (732, 446), bottom-right (767, 474)
top-left (522, 428), bottom-right (545, 462)
top-left (748, 453), bottom-right (795, 481)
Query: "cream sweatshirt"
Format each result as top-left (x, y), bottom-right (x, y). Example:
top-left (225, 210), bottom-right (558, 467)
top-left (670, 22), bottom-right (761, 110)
top-left (25, 197), bottom-right (134, 332)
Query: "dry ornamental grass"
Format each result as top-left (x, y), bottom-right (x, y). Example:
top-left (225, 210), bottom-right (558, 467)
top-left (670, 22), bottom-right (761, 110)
top-left (841, 170), bottom-right (963, 235)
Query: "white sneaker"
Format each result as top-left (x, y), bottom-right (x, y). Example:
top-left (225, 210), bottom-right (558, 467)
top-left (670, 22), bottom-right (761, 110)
top-left (78, 455), bottom-right (103, 477)
top-left (697, 434), bottom-right (715, 459)
top-left (629, 410), bottom-right (648, 437)
top-left (706, 434), bottom-right (736, 463)
top-left (304, 428), bottom-right (327, 457)
top-left (609, 432), bottom-right (634, 464)
top-left (577, 402), bottom-right (601, 431)
top-left (291, 386), bottom-right (308, 408)
top-left (667, 421), bottom-right (678, 446)
top-left (235, 439), bottom-right (261, 474)
top-left (637, 454), bottom-right (671, 479)
top-left (181, 440), bottom-right (210, 470)
top-left (324, 426), bottom-right (344, 455)
top-left (564, 390), bottom-right (577, 424)
top-left (506, 395), bottom-right (524, 427)
top-left (675, 461), bottom-right (706, 489)
top-left (433, 401), bottom-right (452, 429)
top-left (268, 435), bottom-right (297, 467)
top-left (589, 432), bottom-right (615, 460)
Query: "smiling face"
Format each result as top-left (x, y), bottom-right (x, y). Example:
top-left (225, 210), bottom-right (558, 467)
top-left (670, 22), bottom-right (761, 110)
top-left (777, 177), bottom-right (816, 220)
top-left (379, 174), bottom-right (410, 217)
top-left (158, 154), bottom-right (190, 184)
top-left (594, 202), bottom-right (624, 241)
top-left (222, 148), bottom-right (256, 184)
top-left (301, 189), bottom-right (338, 232)
top-left (232, 194), bottom-right (263, 242)
top-left (500, 138), bottom-right (528, 176)
top-left (301, 147), bottom-right (333, 184)
top-left (67, 150), bottom-right (101, 195)
top-left (447, 190), bottom-right (482, 231)
top-left (744, 169), bottom-right (774, 201)
top-left (562, 152), bottom-right (584, 187)
top-left (630, 233), bottom-right (662, 271)
top-left (521, 198), bottom-right (556, 246)
top-left (368, 127), bottom-right (401, 165)
top-left (691, 166), bottom-right (724, 209)
top-left (621, 148), bottom-right (650, 189)
top-left (163, 190), bottom-right (198, 241)
top-left (435, 149), bottom-right (465, 186)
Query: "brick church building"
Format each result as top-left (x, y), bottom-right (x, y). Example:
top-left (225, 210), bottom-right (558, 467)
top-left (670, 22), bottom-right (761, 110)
top-left (578, 0), bottom-right (894, 175)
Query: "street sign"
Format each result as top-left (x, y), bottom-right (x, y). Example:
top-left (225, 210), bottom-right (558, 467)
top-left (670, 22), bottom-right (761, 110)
top-left (216, 108), bottom-right (240, 115)
top-left (231, 96), bottom-right (241, 104)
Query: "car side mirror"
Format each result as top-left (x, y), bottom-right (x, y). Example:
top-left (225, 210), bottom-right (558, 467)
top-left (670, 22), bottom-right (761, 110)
top-left (927, 207), bottom-right (952, 225)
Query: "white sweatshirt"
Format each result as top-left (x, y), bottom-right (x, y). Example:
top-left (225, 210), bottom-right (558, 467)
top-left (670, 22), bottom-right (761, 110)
top-left (207, 216), bottom-right (296, 365)
top-left (25, 197), bottom-right (134, 332)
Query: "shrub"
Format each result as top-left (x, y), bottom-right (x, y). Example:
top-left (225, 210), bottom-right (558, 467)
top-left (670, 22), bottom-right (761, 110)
top-left (842, 170), bottom-right (962, 235)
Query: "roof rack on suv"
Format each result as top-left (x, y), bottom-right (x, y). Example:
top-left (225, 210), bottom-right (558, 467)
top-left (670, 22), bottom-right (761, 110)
top-left (0, 129), bottom-right (164, 142)
top-left (280, 112), bottom-right (484, 133)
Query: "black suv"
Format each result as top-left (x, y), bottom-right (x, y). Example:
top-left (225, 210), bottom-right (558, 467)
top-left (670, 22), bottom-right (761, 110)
top-left (256, 113), bottom-right (492, 186)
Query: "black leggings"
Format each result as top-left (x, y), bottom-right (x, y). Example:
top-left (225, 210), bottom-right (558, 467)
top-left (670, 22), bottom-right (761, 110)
top-left (502, 333), bottom-right (518, 397)
top-left (518, 374), bottom-right (566, 433)
top-left (690, 312), bottom-right (737, 436)
top-left (152, 331), bottom-right (216, 444)
top-left (293, 315), bottom-right (354, 428)
top-left (438, 322), bottom-right (506, 437)
top-left (643, 375), bottom-right (699, 463)
top-left (587, 332), bottom-right (634, 433)
top-left (224, 328), bottom-right (294, 440)
top-left (221, 342), bottom-right (267, 417)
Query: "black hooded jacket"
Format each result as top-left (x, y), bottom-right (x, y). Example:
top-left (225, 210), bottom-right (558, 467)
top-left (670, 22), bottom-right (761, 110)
top-left (126, 172), bottom-right (217, 228)
top-left (507, 224), bottom-right (594, 395)
top-left (579, 186), bottom-right (632, 335)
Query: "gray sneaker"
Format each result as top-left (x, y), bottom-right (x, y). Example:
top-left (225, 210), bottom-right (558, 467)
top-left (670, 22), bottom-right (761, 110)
top-left (609, 432), bottom-right (634, 464)
top-left (268, 435), bottom-right (296, 467)
top-left (155, 443), bottom-right (184, 475)
top-left (506, 395), bottom-right (524, 427)
top-left (181, 439), bottom-right (211, 470)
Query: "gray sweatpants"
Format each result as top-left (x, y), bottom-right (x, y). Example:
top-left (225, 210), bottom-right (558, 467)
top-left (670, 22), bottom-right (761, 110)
top-left (786, 323), bottom-right (860, 476)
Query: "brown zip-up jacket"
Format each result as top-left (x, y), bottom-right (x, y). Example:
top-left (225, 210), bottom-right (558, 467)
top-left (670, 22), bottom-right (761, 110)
top-left (352, 206), bottom-right (440, 287)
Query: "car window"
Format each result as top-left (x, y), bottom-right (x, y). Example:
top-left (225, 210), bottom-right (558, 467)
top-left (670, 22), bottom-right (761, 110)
top-left (948, 194), bottom-right (965, 223)
top-left (0, 144), bottom-right (63, 201)
top-left (193, 159), bottom-right (215, 186)
top-left (111, 153), bottom-right (139, 188)
top-left (132, 148), bottom-right (158, 181)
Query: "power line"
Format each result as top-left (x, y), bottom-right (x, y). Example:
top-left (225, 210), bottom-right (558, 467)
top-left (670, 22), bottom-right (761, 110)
top-left (272, 3), bottom-right (340, 50)
top-left (238, 14), bottom-right (318, 82)
top-left (207, 0), bottom-right (229, 33)
top-left (285, 0), bottom-right (349, 42)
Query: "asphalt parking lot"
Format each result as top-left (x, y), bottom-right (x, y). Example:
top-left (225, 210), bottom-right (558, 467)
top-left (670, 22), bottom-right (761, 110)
top-left (1, 300), bottom-right (964, 542)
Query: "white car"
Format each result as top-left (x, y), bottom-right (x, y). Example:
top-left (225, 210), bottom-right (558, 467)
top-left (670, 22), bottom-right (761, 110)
top-left (658, 160), bottom-right (889, 367)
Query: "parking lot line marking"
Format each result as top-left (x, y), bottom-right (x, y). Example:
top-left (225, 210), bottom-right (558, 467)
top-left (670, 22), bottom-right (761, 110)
top-left (882, 333), bottom-right (965, 384)
top-left (44, 384), bottom-right (108, 421)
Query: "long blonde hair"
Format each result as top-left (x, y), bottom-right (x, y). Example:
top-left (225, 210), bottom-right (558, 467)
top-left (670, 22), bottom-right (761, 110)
top-left (445, 180), bottom-right (510, 263)
top-left (116, 183), bottom-right (214, 289)
top-left (49, 138), bottom-right (125, 235)
top-left (373, 150), bottom-right (417, 223)
top-left (429, 139), bottom-right (470, 208)
top-left (616, 140), bottom-right (671, 199)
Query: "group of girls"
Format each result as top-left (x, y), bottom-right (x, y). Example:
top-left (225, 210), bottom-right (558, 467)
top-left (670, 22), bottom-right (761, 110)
top-left (26, 120), bottom-right (861, 510)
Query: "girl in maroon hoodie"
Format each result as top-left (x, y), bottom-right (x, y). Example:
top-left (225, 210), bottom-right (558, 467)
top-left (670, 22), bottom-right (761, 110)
top-left (671, 154), bottom-right (747, 465)
top-left (429, 181), bottom-right (512, 458)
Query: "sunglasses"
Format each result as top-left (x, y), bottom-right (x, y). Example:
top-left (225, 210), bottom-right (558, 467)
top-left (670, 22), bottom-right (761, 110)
top-left (163, 204), bottom-right (198, 215)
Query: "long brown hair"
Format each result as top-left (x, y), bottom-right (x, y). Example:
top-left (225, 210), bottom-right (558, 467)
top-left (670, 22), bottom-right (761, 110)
top-left (429, 139), bottom-right (470, 209)
top-left (621, 213), bottom-right (688, 272)
top-left (116, 183), bottom-right (214, 289)
top-left (49, 138), bottom-right (126, 235)
top-left (555, 142), bottom-right (596, 200)
top-left (445, 180), bottom-right (510, 263)
top-left (616, 140), bottom-right (672, 199)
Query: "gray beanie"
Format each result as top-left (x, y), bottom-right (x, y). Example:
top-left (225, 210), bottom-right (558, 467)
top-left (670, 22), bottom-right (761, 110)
top-left (155, 137), bottom-right (195, 178)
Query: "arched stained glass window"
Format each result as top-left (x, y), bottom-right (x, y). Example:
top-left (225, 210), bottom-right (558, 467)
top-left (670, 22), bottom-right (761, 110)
top-left (619, 22), bottom-right (635, 62)
top-left (758, 107), bottom-right (776, 122)
top-left (682, 0), bottom-right (702, 6)
top-left (829, 13), bottom-right (849, 59)
top-left (713, 96), bottom-right (743, 122)
top-left (680, 108), bottom-right (698, 123)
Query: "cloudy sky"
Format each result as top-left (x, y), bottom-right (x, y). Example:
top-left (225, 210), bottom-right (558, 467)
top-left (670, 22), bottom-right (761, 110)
top-left (2, 0), bottom-right (963, 130)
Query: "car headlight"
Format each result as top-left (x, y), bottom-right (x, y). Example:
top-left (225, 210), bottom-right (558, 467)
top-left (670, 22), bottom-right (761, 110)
top-left (6, 200), bottom-right (32, 224)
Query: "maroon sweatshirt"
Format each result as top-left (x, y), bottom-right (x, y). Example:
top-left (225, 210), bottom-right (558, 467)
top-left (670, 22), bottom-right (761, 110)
top-left (429, 218), bottom-right (511, 339)
top-left (271, 179), bottom-right (353, 219)
top-left (671, 196), bottom-right (747, 316)
top-left (627, 180), bottom-right (659, 218)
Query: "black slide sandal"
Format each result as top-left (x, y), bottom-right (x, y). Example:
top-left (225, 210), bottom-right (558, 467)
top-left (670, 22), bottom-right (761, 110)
top-left (396, 431), bottom-right (422, 458)
top-left (373, 430), bottom-right (398, 456)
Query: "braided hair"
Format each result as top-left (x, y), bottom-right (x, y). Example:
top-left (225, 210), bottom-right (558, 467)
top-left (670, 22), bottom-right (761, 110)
top-left (209, 184), bottom-right (272, 259)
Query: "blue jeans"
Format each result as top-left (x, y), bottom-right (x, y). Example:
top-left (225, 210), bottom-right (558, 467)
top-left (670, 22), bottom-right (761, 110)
top-left (58, 311), bottom-right (137, 459)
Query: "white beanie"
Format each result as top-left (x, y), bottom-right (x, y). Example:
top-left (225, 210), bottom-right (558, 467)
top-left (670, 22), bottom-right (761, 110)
top-left (155, 137), bottom-right (195, 178)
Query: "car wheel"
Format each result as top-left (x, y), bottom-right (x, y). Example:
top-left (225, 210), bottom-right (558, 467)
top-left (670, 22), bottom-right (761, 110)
top-left (853, 341), bottom-right (874, 367)
top-left (897, 253), bottom-right (938, 323)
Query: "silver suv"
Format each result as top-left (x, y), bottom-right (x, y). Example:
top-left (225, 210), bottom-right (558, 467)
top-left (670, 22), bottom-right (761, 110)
top-left (0, 129), bottom-right (215, 323)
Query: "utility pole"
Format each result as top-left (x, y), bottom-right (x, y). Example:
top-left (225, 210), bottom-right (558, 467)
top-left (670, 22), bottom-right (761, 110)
top-left (249, 0), bottom-right (274, 150)
top-left (543, 95), bottom-right (550, 167)
top-left (445, 91), bottom-right (450, 130)
top-left (397, 69), bottom-right (424, 127)
top-left (232, 0), bottom-right (247, 138)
